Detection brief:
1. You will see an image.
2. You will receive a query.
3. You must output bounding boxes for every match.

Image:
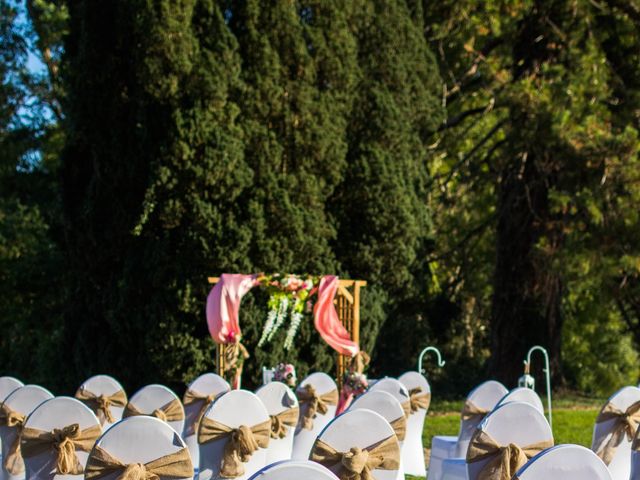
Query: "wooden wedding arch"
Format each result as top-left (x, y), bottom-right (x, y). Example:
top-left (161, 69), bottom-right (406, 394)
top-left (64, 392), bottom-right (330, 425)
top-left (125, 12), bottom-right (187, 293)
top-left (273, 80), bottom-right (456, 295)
top-left (207, 276), bottom-right (366, 384)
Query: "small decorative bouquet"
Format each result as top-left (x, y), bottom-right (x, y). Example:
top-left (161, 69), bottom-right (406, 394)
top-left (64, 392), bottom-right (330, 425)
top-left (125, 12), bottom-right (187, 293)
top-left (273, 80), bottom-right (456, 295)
top-left (273, 363), bottom-right (297, 387)
top-left (342, 370), bottom-right (369, 397)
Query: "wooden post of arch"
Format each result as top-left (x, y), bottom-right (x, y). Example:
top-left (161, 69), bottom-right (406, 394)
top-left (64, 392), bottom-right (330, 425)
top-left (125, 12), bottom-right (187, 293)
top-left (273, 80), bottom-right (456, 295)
top-left (207, 276), bottom-right (366, 386)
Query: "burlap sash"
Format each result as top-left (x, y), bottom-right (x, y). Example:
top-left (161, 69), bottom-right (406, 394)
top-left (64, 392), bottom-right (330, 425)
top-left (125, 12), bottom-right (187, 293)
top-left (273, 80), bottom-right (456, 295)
top-left (310, 435), bottom-right (400, 480)
top-left (594, 399), bottom-right (640, 465)
top-left (466, 429), bottom-right (553, 480)
top-left (224, 342), bottom-right (250, 375)
top-left (388, 416), bottom-right (406, 442)
top-left (402, 387), bottom-right (431, 417)
top-left (0, 403), bottom-right (27, 475)
top-left (198, 417), bottom-right (271, 478)
top-left (21, 423), bottom-right (102, 475)
top-left (461, 399), bottom-right (489, 422)
top-left (269, 407), bottom-right (300, 439)
top-left (296, 384), bottom-right (338, 430)
top-left (183, 389), bottom-right (218, 436)
top-left (123, 398), bottom-right (184, 423)
top-left (75, 388), bottom-right (127, 425)
top-left (85, 444), bottom-right (193, 480)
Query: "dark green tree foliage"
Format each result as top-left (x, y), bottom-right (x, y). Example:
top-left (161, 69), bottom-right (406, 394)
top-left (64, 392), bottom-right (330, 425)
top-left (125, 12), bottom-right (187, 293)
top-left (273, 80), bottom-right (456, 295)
top-left (61, 0), bottom-right (251, 391)
top-left (57, 0), bottom-right (443, 391)
top-left (335, 1), bottom-right (443, 374)
top-left (0, 0), bottom-right (64, 389)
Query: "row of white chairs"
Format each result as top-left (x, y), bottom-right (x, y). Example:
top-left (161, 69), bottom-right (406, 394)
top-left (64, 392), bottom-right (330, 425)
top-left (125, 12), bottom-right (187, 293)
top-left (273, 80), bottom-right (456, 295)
top-left (0, 370), bottom-right (431, 480)
top-left (430, 381), bottom-right (640, 480)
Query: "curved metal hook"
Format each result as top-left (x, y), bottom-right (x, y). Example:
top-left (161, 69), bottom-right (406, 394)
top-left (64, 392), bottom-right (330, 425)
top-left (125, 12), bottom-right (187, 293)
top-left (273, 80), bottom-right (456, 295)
top-left (524, 345), bottom-right (552, 429)
top-left (418, 346), bottom-right (445, 374)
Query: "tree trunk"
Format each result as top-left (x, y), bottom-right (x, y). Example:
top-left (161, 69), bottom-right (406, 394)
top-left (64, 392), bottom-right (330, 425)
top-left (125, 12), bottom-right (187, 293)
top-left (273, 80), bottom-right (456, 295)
top-left (489, 149), bottom-right (564, 387)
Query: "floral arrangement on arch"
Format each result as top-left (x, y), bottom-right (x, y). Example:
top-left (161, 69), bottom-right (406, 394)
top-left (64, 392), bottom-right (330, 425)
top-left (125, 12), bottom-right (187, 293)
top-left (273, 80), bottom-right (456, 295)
top-left (256, 273), bottom-right (320, 350)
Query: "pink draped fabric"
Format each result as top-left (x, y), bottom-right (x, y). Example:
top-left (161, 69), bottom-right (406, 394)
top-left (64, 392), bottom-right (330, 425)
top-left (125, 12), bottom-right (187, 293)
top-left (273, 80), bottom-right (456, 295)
top-left (336, 391), bottom-right (354, 415)
top-left (206, 273), bottom-right (258, 343)
top-left (313, 275), bottom-right (359, 357)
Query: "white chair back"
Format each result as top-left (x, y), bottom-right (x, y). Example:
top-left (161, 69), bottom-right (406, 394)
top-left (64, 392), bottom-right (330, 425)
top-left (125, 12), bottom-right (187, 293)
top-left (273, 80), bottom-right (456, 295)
top-left (0, 385), bottom-right (54, 480)
top-left (291, 373), bottom-right (338, 460)
top-left (398, 371), bottom-right (431, 477)
top-left (495, 387), bottom-right (544, 414)
top-left (198, 389), bottom-right (269, 480)
top-left (183, 373), bottom-right (230, 472)
top-left (349, 391), bottom-right (405, 447)
top-left (454, 380), bottom-right (508, 457)
top-left (312, 408), bottom-right (400, 480)
top-left (125, 384), bottom-right (185, 434)
top-left (87, 415), bottom-right (192, 480)
top-left (467, 401), bottom-right (553, 480)
top-left (255, 381), bottom-right (298, 464)
top-left (516, 444), bottom-right (611, 480)
top-left (0, 378), bottom-right (23, 403)
top-left (349, 390), bottom-right (406, 480)
top-left (22, 397), bottom-right (100, 480)
top-left (369, 378), bottom-right (410, 407)
top-left (631, 425), bottom-right (640, 480)
top-left (591, 386), bottom-right (640, 480)
top-left (74, 375), bottom-right (126, 428)
top-left (249, 460), bottom-right (339, 480)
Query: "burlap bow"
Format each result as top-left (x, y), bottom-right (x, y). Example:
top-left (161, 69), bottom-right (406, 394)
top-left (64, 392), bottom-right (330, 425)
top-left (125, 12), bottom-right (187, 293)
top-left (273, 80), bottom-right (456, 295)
top-left (296, 384), bottom-right (338, 430)
top-left (310, 435), bottom-right (400, 480)
top-left (198, 417), bottom-right (270, 478)
top-left (21, 423), bottom-right (102, 475)
top-left (85, 444), bottom-right (193, 480)
top-left (269, 407), bottom-right (300, 439)
top-left (224, 341), bottom-right (250, 375)
top-left (402, 387), bottom-right (431, 417)
top-left (183, 389), bottom-right (219, 436)
top-left (0, 402), bottom-right (27, 475)
top-left (594, 399), bottom-right (640, 465)
top-left (461, 399), bottom-right (489, 422)
top-left (388, 416), bottom-right (406, 442)
top-left (75, 388), bottom-right (127, 425)
top-left (123, 398), bottom-right (184, 423)
top-left (466, 429), bottom-right (553, 480)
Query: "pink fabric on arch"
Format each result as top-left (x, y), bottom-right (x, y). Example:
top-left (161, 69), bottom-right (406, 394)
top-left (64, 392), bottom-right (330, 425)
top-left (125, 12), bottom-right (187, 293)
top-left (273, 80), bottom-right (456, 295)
top-left (206, 273), bottom-right (258, 343)
top-left (313, 275), bottom-right (359, 357)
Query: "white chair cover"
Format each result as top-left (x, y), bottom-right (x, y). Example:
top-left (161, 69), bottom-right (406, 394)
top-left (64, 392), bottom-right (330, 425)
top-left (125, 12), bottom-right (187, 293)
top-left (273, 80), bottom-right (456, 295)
top-left (348, 390), bottom-right (406, 480)
top-left (591, 386), bottom-right (640, 480)
top-left (430, 380), bottom-right (507, 480)
top-left (443, 401), bottom-right (553, 480)
top-left (75, 375), bottom-right (126, 428)
top-left (255, 381), bottom-right (298, 464)
top-left (398, 371), bottom-right (431, 477)
top-left (631, 425), bottom-right (640, 480)
top-left (21, 397), bottom-right (100, 480)
top-left (248, 460), bottom-right (339, 480)
top-left (495, 387), bottom-right (544, 414)
top-left (311, 408), bottom-right (401, 480)
top-left (0, 385), bottom-right (54, 480)
top-left (87, 415), bottom-right (192, 480)
top-left (125, 384), bottom-right (185, 435)
top-left (0, 376), bottom-right (23, 478)
top-left (291, 373), bottom-right (338, 461)
top-left (0, 379), bottom-right (23, 403)
top-left (198, 389), bottom-right (270, 480)
top-left (183, 373), bottom-right (230, 473)
top-left (516, 444), bottom-right (611, 480)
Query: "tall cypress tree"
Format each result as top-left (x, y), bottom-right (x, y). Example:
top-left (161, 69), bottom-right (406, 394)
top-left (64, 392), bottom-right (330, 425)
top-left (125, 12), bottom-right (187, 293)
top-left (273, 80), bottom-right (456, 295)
top-left (61, 0), bottom-right (250, 391)
top-left (333, 0), bottom-right (443, 370)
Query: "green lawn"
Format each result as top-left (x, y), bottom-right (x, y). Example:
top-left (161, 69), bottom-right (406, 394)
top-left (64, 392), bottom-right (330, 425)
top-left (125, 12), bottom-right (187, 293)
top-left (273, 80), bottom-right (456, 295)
top-left (406, 394), bottom-right (602, 479)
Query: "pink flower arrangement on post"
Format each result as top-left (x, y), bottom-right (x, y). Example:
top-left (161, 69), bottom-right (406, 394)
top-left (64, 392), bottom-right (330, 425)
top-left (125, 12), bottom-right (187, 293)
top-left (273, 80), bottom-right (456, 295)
top-left (273, 363), bottom-right (297, 387)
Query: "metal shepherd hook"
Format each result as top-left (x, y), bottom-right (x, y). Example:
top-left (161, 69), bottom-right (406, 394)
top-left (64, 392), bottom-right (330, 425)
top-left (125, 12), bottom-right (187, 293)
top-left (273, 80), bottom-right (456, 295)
top-left (523, 345), bottom-right (553, 429)
top-left (418, 346), bottom-right (445, 374)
